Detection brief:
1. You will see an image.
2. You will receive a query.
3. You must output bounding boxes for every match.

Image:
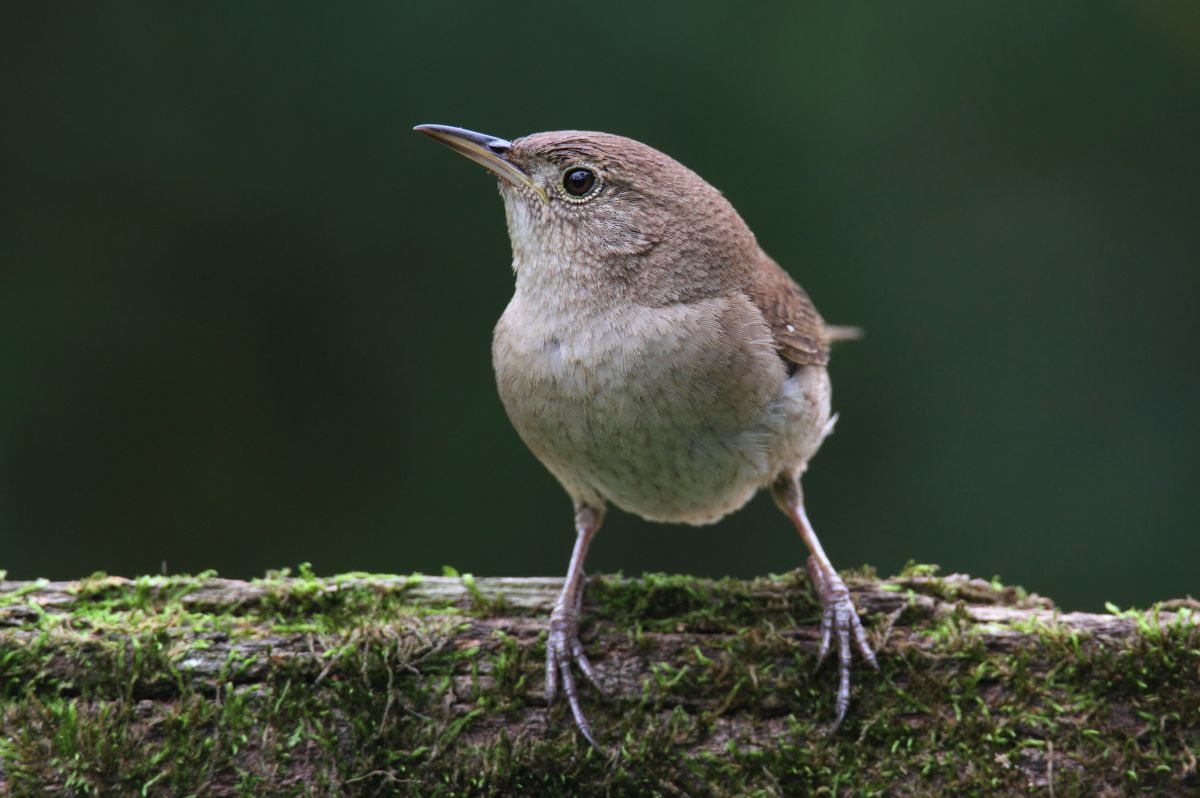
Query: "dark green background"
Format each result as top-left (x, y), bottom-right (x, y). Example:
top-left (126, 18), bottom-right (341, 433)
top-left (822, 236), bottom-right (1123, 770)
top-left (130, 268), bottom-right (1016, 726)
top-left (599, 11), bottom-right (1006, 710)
top-left (3, 4), bottom-right (1197, 611)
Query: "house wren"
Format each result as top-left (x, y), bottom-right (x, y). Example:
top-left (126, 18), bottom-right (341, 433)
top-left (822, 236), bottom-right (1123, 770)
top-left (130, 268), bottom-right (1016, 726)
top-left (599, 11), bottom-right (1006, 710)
top-left (414, 124), bottom-right (877, 745)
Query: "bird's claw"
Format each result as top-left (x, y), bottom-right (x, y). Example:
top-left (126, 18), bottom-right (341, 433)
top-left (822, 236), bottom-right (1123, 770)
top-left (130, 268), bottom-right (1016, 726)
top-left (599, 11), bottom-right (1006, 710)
top-left (806, 556), bottom-right (878, 728)
top-left (546, 607), bottom-right (604, 747)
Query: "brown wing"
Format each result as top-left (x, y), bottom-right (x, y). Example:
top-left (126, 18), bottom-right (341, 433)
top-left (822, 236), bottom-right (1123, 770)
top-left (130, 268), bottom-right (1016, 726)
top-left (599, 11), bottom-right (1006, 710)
top-left (744, 255), bottom-right (830, 369)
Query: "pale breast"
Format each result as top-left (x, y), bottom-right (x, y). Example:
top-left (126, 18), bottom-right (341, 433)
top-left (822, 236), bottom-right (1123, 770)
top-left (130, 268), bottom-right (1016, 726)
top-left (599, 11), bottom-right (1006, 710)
top-left (492, 291), bottom-right (832, 524)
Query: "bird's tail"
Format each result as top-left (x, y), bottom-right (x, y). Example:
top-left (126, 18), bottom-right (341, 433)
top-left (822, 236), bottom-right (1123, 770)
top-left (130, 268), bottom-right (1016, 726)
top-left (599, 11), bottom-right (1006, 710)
top-left (823, 325), bottom-right (864, 344)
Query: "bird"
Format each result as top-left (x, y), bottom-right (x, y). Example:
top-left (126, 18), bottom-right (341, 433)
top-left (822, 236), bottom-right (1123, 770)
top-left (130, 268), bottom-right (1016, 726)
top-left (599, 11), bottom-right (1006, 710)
top-left (413, 124), bottom-right (877, 746)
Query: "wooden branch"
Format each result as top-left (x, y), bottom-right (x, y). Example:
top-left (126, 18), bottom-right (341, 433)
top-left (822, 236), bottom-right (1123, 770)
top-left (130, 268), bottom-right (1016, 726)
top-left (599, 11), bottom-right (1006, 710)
top-left (0, 567), bottom-right (1196, 796)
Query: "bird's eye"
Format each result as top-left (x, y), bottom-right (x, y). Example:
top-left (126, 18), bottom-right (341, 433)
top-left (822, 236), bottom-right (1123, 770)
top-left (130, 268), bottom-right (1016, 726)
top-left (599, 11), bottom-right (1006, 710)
top-left (562, 168), bottom-right (597, 199)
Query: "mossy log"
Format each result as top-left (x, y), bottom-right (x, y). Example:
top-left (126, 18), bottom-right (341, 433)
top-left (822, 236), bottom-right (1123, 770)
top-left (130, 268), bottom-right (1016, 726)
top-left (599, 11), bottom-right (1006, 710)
top-left (0, 566), bottom-right (1196, 796)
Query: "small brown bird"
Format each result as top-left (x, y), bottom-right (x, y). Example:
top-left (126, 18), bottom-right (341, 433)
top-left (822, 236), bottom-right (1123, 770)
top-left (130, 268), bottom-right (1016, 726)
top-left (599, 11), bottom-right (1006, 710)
top-left (414, 124), bottom-right (876, 745)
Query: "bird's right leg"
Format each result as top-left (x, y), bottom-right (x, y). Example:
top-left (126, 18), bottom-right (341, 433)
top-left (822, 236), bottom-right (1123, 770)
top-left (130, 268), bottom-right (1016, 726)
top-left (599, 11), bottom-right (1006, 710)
top-left (546, 501), bottom-right (605, 747)
top-left (772, 473), bottom-right (877, 727)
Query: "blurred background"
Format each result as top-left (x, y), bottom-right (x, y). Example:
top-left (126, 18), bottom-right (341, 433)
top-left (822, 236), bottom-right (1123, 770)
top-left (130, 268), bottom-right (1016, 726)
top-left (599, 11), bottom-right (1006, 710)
top-left (2, 4), bottom-right (1197, 611)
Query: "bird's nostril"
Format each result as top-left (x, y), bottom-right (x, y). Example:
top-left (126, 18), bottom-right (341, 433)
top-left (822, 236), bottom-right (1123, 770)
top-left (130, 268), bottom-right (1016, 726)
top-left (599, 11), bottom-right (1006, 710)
top-left (487, 140), bottom-right (510, 154)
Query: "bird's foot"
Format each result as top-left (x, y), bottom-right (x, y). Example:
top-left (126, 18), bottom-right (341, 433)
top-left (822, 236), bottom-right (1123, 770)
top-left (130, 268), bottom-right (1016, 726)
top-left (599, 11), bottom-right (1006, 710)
top-left (546, 603), bottom-right (604, 748)
top-left (806, 556), bottom-right (878, 728)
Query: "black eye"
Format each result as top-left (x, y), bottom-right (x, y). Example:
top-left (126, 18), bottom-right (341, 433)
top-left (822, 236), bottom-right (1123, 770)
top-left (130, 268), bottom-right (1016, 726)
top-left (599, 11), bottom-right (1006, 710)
top-left (562, 168), bottom-right (596, 197)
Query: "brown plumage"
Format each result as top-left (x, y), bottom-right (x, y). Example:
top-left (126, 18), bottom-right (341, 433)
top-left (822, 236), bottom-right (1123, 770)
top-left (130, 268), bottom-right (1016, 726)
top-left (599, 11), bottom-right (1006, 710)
top-left (745, 255), bottom-right (831, 368)
top-left (510, 130), bottom-right (845, 371)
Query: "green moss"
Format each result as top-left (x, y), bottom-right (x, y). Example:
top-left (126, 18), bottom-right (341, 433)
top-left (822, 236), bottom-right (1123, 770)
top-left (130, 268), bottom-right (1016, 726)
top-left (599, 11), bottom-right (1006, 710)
top-left (0, 566), bottom-right (1197, 795)
top-left (589, 570), bottom-right (816, 633)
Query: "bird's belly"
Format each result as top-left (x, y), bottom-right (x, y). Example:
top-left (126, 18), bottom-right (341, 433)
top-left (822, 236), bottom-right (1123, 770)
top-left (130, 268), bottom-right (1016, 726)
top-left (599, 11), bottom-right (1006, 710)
top-left (555, 410), bottom-right (773, 524)
top-left (492, 296), bottom-right (830, 524)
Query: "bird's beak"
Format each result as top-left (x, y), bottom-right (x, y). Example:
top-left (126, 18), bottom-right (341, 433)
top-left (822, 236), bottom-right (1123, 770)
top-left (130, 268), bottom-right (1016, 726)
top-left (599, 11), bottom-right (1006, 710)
top-left (413, 124), bottom-right (548, 203)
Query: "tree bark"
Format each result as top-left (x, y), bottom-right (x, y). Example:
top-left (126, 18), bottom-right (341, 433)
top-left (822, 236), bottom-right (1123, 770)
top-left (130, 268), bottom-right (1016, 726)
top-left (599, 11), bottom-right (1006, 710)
top-left (0, 568), bottom-right (1195, 796)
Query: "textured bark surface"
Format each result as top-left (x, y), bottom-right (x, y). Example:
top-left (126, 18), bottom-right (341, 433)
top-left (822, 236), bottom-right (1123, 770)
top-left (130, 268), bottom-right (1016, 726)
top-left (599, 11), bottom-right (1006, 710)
top-left (0, 567), bottom-right (1196, 796)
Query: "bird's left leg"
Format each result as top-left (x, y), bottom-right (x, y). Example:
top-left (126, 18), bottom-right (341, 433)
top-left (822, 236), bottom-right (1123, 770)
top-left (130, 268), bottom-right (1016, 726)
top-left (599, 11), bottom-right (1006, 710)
top-left (772, 472), bottom-right (878, 727)
top-left (546, 501), bottom-right (605, 746)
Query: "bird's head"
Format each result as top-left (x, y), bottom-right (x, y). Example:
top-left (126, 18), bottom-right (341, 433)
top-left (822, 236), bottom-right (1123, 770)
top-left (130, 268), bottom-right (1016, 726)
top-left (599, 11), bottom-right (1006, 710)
top-left (414, 124), bottom-right (758, 303)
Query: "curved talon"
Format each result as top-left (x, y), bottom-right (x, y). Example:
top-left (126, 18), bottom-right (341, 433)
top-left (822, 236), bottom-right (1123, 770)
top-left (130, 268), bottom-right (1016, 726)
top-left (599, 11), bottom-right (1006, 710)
top-left (544, 505), bottom-right (606, 748)
top-left (570, 638), bottom-right (605, 694)
top-left (546, 610), bottom-right (601, 747)
top-left (807, 556), bottom-right (878, 728)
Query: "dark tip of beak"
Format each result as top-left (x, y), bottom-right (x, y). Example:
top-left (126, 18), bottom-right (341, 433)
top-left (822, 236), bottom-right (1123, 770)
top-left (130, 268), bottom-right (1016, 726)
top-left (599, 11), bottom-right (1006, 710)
top-left (414, 122), bottom-right (546, 201)
top-left (413, 124), bottom-right (512, 154)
